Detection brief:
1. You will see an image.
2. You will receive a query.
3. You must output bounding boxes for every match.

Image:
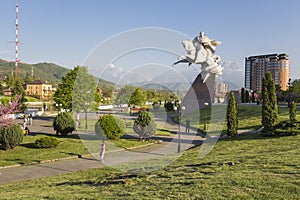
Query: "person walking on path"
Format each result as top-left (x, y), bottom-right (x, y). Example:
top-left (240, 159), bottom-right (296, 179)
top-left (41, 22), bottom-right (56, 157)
top-left (186, 118), bottom-right (191, 133)
top-left (99, 140), bottom-right (106, 162)
top-left (23, 118), bottom-right (27, 130)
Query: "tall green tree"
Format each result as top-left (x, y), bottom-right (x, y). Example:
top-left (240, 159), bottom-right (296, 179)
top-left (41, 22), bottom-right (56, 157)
top-left (129, 88), bottom-right (146, 106)
top-left (262, 72), bottom-right (278, 134)
top-left (54, 66), bottom-right (96, 112)
top-left (114, 85), bottom-right (137, 105)
top-left (226, 91), bottom-right (238, 137)
top-left (241, 87), bottom-right (245, 103)
top-left (13, 79), bottom-right (26, 104)
top-left (0, 80), bottom-right (4, 95)
top-left (73, 67), bottom-right (96, 112)
top-left (289, 102), bottom-right (296, 122)
top-left (245, 90), bottom-right (250, 103)
top-left (54, 66), bottom-right (79, 110)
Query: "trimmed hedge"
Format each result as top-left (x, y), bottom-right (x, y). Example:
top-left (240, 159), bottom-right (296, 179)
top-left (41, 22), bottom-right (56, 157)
top-left (95, 114), bottom-right (126, 140)
top-left (35, 136), bottom-right (60, 148)
top-left (0, 124), bottom-right (24, 150)
top-left (53, 112), bottom-right (76, 136)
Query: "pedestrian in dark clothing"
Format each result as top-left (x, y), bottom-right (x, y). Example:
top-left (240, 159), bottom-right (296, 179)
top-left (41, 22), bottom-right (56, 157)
top-left (186, 118), bottom-right (191, 133)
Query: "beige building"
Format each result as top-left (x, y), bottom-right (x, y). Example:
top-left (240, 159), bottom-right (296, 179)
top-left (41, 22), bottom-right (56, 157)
top-left (245, 53), bottom-right (290, 91)
top-left (26, 80), bottom-right (54, 100)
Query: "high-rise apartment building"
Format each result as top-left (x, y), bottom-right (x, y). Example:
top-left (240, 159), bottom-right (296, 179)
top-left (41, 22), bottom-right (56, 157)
top-left (245, 53), bottom-right (290, 92)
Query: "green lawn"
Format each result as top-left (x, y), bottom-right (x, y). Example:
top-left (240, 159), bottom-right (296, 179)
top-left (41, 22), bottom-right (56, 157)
top-left (0, 134), bottom-right (155, 167)
top-left (0, 134), bottom-right (299, 199)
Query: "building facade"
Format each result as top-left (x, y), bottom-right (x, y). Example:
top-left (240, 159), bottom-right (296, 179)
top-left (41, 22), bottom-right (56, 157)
top-left (214, 82), bottom-right (227, 103)
top-left (245, 53), bottom-right (290, 92)
top-left (25, 80), bottom-right (55, 100)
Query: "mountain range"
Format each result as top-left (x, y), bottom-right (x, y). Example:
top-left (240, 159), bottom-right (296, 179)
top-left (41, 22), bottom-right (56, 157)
top-left (0, 59), bottom-right (242, 92)
top-left (0, 59), bottom-right (70, 83)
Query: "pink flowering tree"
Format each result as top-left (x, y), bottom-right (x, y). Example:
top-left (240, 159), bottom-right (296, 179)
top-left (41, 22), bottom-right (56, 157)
top-left (0, 96), bottom-right (21, 127)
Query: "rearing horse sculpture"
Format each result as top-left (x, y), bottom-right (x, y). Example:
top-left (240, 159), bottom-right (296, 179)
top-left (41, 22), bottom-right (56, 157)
top-left (173, 33), bottom-right (223, 83)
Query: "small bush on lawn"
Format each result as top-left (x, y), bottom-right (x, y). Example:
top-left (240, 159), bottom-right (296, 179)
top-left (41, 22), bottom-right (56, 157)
top-left (164, 102), bottom-right (174, 112)
top-left (0, 124), bottom-right (24, 150)
top-left (53, 112), bottom-right (76, 136)
top-left (133, 111), bottom-right (157, 139)
top-left (95, 114), bottom-right (126, 140)
top-left (35, 136), bottom-right (60, 148)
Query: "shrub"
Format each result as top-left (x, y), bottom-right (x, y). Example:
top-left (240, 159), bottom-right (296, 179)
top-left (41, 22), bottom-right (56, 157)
top-left (164, 102), bottom-right (174, 112)
top-left (133, 111), bottom-right (157, 139)
top-left (261, 72), bottom-right (278, 135)
top-left (53, 112), bottom-right (76, 136)
top-left (35, 136), bottom-right (60, 148)
top-left (290, 102), bottom-right (296, 122)
top-left (226, 91), bottom-right (238, 137)
top-left (95, 114), bottom-right (126, 140)
top-left (0, 124), bottom-right (24, 150)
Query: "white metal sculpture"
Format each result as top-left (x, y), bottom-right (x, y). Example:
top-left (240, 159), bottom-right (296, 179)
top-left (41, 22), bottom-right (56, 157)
top-left (173, 31), bottom-right (223, 83)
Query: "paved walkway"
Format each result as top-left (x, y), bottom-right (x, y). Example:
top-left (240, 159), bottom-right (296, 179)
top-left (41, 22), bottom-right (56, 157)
top-left (0, 114), bottom-right (204, 184)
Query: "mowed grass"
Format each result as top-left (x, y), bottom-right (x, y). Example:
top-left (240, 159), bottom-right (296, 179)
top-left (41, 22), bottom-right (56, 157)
top-left (0, 134), bottom-right (299, 199)
top-left (192, 105), bottom-right (300, 132)
top-left (0, 134), bottom-right (155, 167)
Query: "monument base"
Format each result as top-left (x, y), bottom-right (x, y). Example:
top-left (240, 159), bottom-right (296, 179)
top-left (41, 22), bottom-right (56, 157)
top-left (181, 73), bottom-right (215, 114)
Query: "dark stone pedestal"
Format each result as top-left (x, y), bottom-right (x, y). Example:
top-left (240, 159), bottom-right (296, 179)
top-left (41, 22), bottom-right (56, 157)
top-left (181, 73), bottom-right (215, 114)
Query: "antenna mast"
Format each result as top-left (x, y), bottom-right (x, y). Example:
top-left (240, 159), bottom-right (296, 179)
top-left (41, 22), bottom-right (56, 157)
top-left (15, 1), bottom-right (19, 79)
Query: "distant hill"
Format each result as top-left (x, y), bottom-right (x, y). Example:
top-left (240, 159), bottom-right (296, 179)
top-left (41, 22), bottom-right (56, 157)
top-left (0, 61), bottom-right (70, 83)
top-left (0, 60), bottom-right (115, 89)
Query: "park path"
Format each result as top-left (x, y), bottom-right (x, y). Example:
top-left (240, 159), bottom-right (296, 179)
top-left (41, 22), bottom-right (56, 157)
top-left (0, 114), bottom-right (204, 184)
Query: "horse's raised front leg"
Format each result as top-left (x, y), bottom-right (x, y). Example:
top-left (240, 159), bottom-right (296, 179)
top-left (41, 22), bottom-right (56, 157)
top-left (173, 59), bottom-right (191, 67)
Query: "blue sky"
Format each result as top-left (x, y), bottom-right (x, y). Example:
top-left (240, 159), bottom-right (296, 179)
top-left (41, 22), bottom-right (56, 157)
top-left (1, 0), bottom-right (300, 84)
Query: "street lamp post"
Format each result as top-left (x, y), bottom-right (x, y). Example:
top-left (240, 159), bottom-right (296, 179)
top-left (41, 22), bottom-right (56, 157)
top-left (204, 102), bottom-right (208, 131)
top-left (175, 104), bottom-right (185, 153)
top-left (85, 102), bottom-right (89, 129)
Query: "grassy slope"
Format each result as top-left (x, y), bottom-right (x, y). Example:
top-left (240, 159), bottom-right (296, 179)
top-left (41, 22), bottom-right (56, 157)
top-left (0, 134), bottom-right (154, 166)
top-left (0, 105), bottom-right (299, 199)
top-left (0, 134), bottom-right (299, 199)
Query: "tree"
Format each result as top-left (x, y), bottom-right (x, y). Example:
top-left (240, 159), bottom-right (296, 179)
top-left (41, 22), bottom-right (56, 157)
top-left (53, 112), bottom-right (76, 136)
top-left (54, 66), bottom-right (96, 112)
top-left (129, 88), bottom-right (146, 106)
top-left (54, 66), bottom-right (79, 111)
top-left (73, 66), bottom-right (96, 113)
top-left (251, 90), bottom-right (256, 103)
top-left (133, 111), bottom-right (157, 139)
top-left (245, 90), bottom-right (250, 103)
top-left (0, 95), bottom-right (21, 127)
top-left (262, 72), bottom-right (278, 134)
top-left (13, 79), bottom-right (26, 104)
top-left (115, 85), bottom-right (137, 105)
top-left (95, 114), bottom-right (126, 140)
top-left (0, 80), bottom-right (4, 95)
top-left (0, 96), bottom-right (23, 150)
top-left (0, 124), bottom-right (23, 150)
top-left (241, 87), bottom-right (245, 103)
top-left (290, 102), bottom-right (296, 122)
top-left (226, 91), bottom-right (238, 136)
